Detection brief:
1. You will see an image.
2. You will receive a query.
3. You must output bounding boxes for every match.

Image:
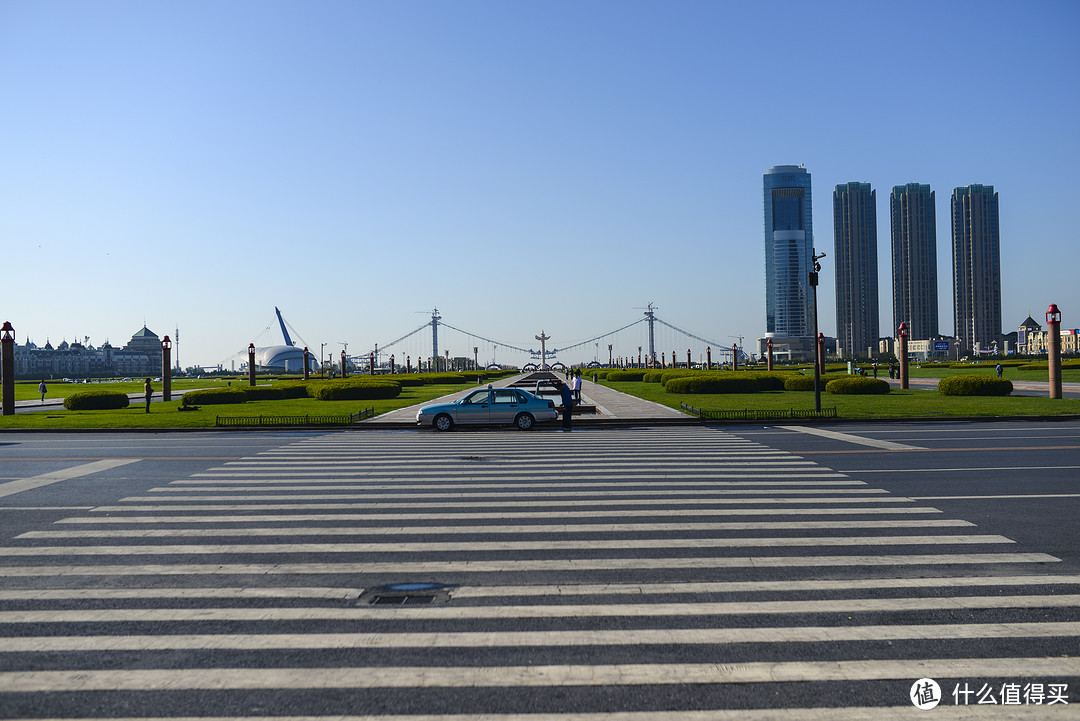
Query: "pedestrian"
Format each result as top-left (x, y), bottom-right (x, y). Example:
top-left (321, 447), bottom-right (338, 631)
top-left (996, 364), bottom-right (1003, 378)
top-left (144, 377), bottom-right (153, 413)
top-left (557, 379), bottom-right (574, 432)
top-left (572, 369), bottom-right (582, 404)
top-left (38, 380), bottom-right (47, 403)
top-left (872, 364), bottom-right (878, 378)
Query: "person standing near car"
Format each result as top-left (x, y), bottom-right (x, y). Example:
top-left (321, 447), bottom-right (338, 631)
top-left (557, 379), bottom-right (574, 432)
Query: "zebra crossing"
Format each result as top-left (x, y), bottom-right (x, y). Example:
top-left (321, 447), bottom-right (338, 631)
top-left (1, 426), bottom-right (1078, 718)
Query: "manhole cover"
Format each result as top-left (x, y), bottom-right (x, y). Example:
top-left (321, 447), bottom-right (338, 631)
top-left (357, 582), bottom-right (455, 606)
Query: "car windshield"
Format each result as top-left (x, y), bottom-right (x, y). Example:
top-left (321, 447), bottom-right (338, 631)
top-left (461, 391), bottom-right (488, 404)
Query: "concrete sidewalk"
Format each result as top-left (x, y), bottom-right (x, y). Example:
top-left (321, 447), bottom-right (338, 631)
top-left (364, 374), bottom-right (693, 428)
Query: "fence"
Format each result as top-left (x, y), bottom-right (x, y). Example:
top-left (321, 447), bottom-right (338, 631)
top-left (215, 408), bottom-right (375, 428)
top-left (680, 403), bottom-right (837, 422)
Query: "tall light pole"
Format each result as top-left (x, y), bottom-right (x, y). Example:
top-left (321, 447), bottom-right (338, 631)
top-left (247, 343), bottom-right (256, 387)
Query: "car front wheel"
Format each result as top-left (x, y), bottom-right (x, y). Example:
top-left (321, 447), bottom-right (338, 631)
top-left (514, 412), bottom-right (535, 431)
top-left (434, 414), bottom-right (454, 432)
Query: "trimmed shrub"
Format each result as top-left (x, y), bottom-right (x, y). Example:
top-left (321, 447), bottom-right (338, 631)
top-left (643, 371), bottom-right (666, 383)
top-left (182, 388), bottom-right (249, 405)
top-left (664, 375), bottom-right (761, 394)
top-left (64, 390), bottom-right (130, 410)
top-left (745, 372), bottom-right (791, 391)
top-left (241, 384), bottom-right (308, 401)
top-left (825, 377), bottom-right (891, 395)
top-left (607, 370), bottom-right (647, 382)
top-left (417, 373), bottom-right (470, 385)
top-left (939, 375), bottom-right (1013, 396)
top-left (312, 380), bottom-right (402, 401)
top-left (384, 374), bottom-right (426, 387)
top-left (784, 373), bottom-right (847, 391)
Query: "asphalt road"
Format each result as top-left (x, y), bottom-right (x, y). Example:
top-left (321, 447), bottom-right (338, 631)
top-left (0, 423), bottom-right (1077, 718)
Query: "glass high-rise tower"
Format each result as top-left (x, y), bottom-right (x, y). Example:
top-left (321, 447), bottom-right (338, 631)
top-left (833, 182), bottom-right (879, 358)
top-left (763, 165), bottom-right (814, 338)
top-left (890, 183), bottom-right (938, 340)
top-left (952, 184), bottom-right (1002, 352)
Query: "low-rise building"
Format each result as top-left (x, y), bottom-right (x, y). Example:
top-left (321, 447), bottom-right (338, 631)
top-left (14, 326), bottom-right (163, 379)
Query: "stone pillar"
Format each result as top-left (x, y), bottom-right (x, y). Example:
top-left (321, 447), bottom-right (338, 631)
top-left (247, 343), bottom-right (256, 387)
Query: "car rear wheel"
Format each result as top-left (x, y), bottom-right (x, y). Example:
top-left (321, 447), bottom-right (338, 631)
top-left (434, 413), bottom-right (454, 432)
top-left (514, 412), bottom-right (535, 431)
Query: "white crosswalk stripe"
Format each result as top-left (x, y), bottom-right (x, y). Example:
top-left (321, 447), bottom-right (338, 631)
top-left (1, 426), bottom-right (1075, 718)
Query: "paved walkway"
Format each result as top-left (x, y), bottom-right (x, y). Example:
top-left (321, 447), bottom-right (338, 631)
top-left (365, 374), bottom-right (692, 427)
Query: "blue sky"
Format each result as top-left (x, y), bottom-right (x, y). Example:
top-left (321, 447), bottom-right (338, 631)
top-left (2, 0), bottom-right (1077, 368)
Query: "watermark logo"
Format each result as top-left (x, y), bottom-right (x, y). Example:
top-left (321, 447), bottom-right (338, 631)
top-left (911, 678), bottom-right (942, 710)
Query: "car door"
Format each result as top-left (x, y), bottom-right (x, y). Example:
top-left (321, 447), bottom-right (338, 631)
top-left (455, 389), bottom-right (491, 424)
top-left (489, 388), bottom-right (521, 424)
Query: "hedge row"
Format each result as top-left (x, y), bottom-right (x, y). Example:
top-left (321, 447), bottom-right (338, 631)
top-left (312, 380), bottom-right (401, 401)
top-left (938, 376), bottom-right (1013, 396)
top-left (783, 373), bottom-right (848, 391)
top-left (182, 378), bottom-right (404, 406)
top-left (64, 390), bottom-right (130, 410)
top-left (825, 377), bottom-right (890, 395)
top-left (665, 376), bottom-right (761, 394)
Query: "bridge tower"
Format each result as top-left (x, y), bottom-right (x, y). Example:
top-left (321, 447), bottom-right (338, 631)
top-left (430, 308), bottom-right (441, 371)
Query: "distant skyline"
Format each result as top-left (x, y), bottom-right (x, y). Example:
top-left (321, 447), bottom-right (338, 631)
top-left (2, 1), bottom-right (1078, 367)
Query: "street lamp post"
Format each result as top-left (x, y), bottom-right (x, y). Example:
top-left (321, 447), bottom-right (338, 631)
top-left (1, 321), bottom-right (14, 416)
top-left (303, 347), bottom-right (310, 380)
top-left (161, 336), bottom-right (172, 402)
top-left (766, 339), bottom-right (774, 371)
top-left (810, 251), bottom-right (826, 413)
top-left (247, 343), bottom-right (256, 387)
top-left (732, 343), bottom-right (739, 372)
top-left (1047, 303), bottom-right (1062, 399)
top-left (341, 350), bottom-right (347, 379)
top-left (608, 344), bottom-right (613, 368)
top-left (706, 346), bottom-right (711, 370)
top-left (899, 322), bottom-right (910, 390)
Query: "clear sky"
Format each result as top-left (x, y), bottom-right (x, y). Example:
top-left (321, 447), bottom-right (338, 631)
top-left (2, 0), bottom-right (1077, 368)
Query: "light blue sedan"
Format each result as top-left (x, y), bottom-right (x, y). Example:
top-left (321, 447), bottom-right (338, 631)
top-left (416, 386), bottom-right (559, 431)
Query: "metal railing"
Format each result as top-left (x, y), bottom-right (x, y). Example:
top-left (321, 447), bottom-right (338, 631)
top-left (216, 408), bottom-right (375, 427)
top-left (680, 403), bottom-right (837, 421)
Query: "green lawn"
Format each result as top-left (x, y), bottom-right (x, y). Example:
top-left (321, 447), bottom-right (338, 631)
top-left (600, 380), bottom-right (1080, 419)
top-left (11, 377), bottom-right (235, 402)
top-left (0, 382), bottom-right (472, 429)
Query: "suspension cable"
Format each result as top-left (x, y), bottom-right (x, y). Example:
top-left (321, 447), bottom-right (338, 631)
top-left (551, 317), bottom-right (648, 353)
top-left (654, 318), bottom-right (730, 351)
